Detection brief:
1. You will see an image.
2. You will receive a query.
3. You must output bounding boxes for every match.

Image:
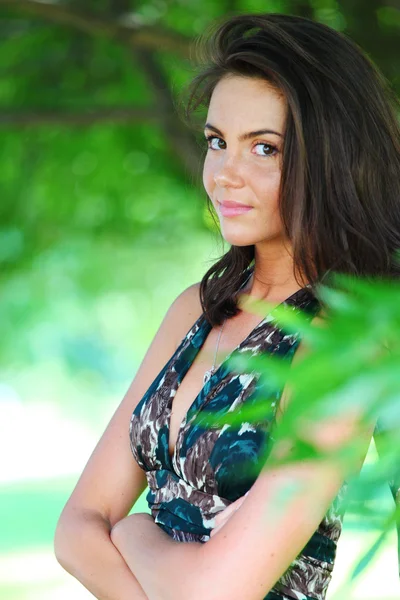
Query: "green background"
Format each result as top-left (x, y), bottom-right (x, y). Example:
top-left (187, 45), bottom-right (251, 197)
top-left (0, 1), bottom-right (399, 598)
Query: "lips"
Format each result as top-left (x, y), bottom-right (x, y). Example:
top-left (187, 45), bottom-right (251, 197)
top-left (217, 200), bottom-right (253, 217)
top-left (219, 200), bottom-right (252, 208)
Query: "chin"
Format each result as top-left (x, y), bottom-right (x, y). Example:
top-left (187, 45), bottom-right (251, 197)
top-left (219, 230), bottom-right (259, 247)
top-left (220, 226), bottom-right (285, 247)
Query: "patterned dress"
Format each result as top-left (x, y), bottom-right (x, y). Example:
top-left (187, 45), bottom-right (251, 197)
top-left (129, 265), bottom-right (357, 600)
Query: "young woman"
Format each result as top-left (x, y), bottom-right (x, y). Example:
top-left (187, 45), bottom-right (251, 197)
top-left (54, 13), bottom-right (400, 600)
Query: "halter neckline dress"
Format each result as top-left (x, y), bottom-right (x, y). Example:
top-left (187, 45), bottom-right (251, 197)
top-left (129, 265), bottom-right (350, 600)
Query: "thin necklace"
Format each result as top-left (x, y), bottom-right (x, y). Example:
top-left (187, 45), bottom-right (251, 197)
top-left (203, 269), bottom-right (253, 385)
top-left (203, 320), bottom-right (226, 385)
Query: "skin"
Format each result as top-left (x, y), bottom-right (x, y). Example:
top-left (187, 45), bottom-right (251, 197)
top-left (203, 74), bottom-right (302, 531)
top-left (110, 74), bottom-right (324, 593)
top-left (113, 74), bottom-right (304, 546)
top-left (203, 74), bottom-right (305, 304)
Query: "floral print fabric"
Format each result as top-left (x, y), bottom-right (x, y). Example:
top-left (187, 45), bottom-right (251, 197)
top-left (129, 267), bottom-right (355, 599)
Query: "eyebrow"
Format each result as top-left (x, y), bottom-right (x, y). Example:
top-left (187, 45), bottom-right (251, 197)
top-left (204, 123), bottom-right (283, 140)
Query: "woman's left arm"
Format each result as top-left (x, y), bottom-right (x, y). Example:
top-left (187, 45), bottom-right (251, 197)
top-left (111, 324), bottom-right (377, 600)
top-left (110, 491), bottom-right (249, 598)
top-left (111, 408), bottom-right (376, 600)
top-left (110, 511), bottom-right (202, 599)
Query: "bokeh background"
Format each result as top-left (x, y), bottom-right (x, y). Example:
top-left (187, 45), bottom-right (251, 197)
top-left (1, 1), bottom-right (399, 598)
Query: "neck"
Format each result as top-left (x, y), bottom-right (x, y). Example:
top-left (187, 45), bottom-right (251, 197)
top-left (243, 241), bottom-right (307, 302)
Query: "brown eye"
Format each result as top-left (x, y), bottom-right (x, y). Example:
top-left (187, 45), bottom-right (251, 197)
top-left (205, 135), bottom-right (225, 150)
top-left (254, 143), bottom-right (278, 157)
top-left (204, 136), bottom-right (278, 158)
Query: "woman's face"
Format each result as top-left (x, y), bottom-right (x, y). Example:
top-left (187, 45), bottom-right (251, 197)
top-left (203, 75), bottom-right (287, 248)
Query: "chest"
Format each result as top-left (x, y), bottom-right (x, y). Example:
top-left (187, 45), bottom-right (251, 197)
top-left (168, 312), bottom-right (268, 461)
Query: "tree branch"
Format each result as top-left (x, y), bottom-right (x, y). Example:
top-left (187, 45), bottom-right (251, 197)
top-left (0, 0), bottom-right (192, 57)
top-left (0, 1), bottom-right (203, 180)
top-left (134, 48), bottom-right (203, 182)
top-left (0, 106), bottom-right (163, 126)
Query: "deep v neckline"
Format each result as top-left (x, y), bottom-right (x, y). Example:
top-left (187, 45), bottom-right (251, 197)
top-left (166, 267), bottom-right (312, 469)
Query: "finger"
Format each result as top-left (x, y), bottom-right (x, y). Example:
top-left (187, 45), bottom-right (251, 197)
top-left (214, 505), bottom-right (234, 523)
top-left (227, 496), bottom-right (245, 511)
top-left (215, 499), bottom-right (243, 523)
top-left (213, 495), bottom-right (247, 527)
top-left (214, 506), bottom-right (240, 530)
top-left (224, 502), bottom-right (239, 513)
top-left (210, 523), bottom-right (224, 537)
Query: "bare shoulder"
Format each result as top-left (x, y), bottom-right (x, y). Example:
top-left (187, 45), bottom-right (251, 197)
top-left (275, 311), bottom-right (375, 467)
top-left (55, 280), bottom-right (203, 546)
top-left (276, 313), bottom-right (326, 419)
top-left (169, 281), bottom-right (203, 350)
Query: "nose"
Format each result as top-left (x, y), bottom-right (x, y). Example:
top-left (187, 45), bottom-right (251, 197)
top-left (213, 155), bottom-right (245, 188)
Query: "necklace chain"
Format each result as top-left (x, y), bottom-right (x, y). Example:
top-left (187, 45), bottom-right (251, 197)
top-left (203, 320), bottom-right (225, 385)
top-left (202, 268), bottom-right (313, 385)
top-left (203, 269), bottom-right (253, 385)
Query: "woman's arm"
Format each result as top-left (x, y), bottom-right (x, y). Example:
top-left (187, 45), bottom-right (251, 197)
top-left (110, 317), bottom-right (376, 600)
top-left (110, 512), bottom-right (196, 600)
top-left (54, 283), bottom-right (204, 599)
top-left (112, 413), bottom-right (374, 600)
top-left (110, 496), bottom-right (247, 599)
top-left (55, 508), bottom-right (150, 600)
top-left (110, 332), bottom-right (377, 600)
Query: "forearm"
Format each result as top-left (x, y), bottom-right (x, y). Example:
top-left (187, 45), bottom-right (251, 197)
top-left (111, 513), bottom-right (203, 600)
top-left (54, 508), bottom-right (149, 600)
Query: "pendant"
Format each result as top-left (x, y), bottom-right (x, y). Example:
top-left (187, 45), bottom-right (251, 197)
top-left (203, 368), bottom-right (214, 385)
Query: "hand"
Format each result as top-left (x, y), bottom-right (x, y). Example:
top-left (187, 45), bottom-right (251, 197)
top-left (210, 491), bottom-right (249, 538)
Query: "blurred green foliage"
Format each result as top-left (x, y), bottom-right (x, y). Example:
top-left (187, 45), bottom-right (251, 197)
top-left (0, 1), bottom-right (399, 595)
top-left (1, 0), bottom-right (399, 279)
top-left (197, 272), bottom-right (400, 580)
top-left (1, 0), bottom-right (399, 363)
top-left (0, 0), bottom-right (398, 386)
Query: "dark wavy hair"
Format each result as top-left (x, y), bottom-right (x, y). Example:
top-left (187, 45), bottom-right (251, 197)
top-left (178, 12), bottom-right (400, 327)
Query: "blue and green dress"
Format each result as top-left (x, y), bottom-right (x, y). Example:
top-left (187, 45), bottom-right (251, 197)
top-left (129, 264), bottom-right (399, 600)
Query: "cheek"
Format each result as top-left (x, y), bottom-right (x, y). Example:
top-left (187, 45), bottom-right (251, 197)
top-left (203, 157), bottom-right (280, 186)
top-left (253, 161), bottom-right (281, 189)
top-left (202, 156), bottom-right (282, 219)
top-left (252, 167), bottom-right (282, 215)
top-left (202, 157), bottom-right (214, 195)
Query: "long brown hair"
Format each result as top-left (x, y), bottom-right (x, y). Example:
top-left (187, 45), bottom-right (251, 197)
top-left (178, 13), bottom-right (400, 326)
